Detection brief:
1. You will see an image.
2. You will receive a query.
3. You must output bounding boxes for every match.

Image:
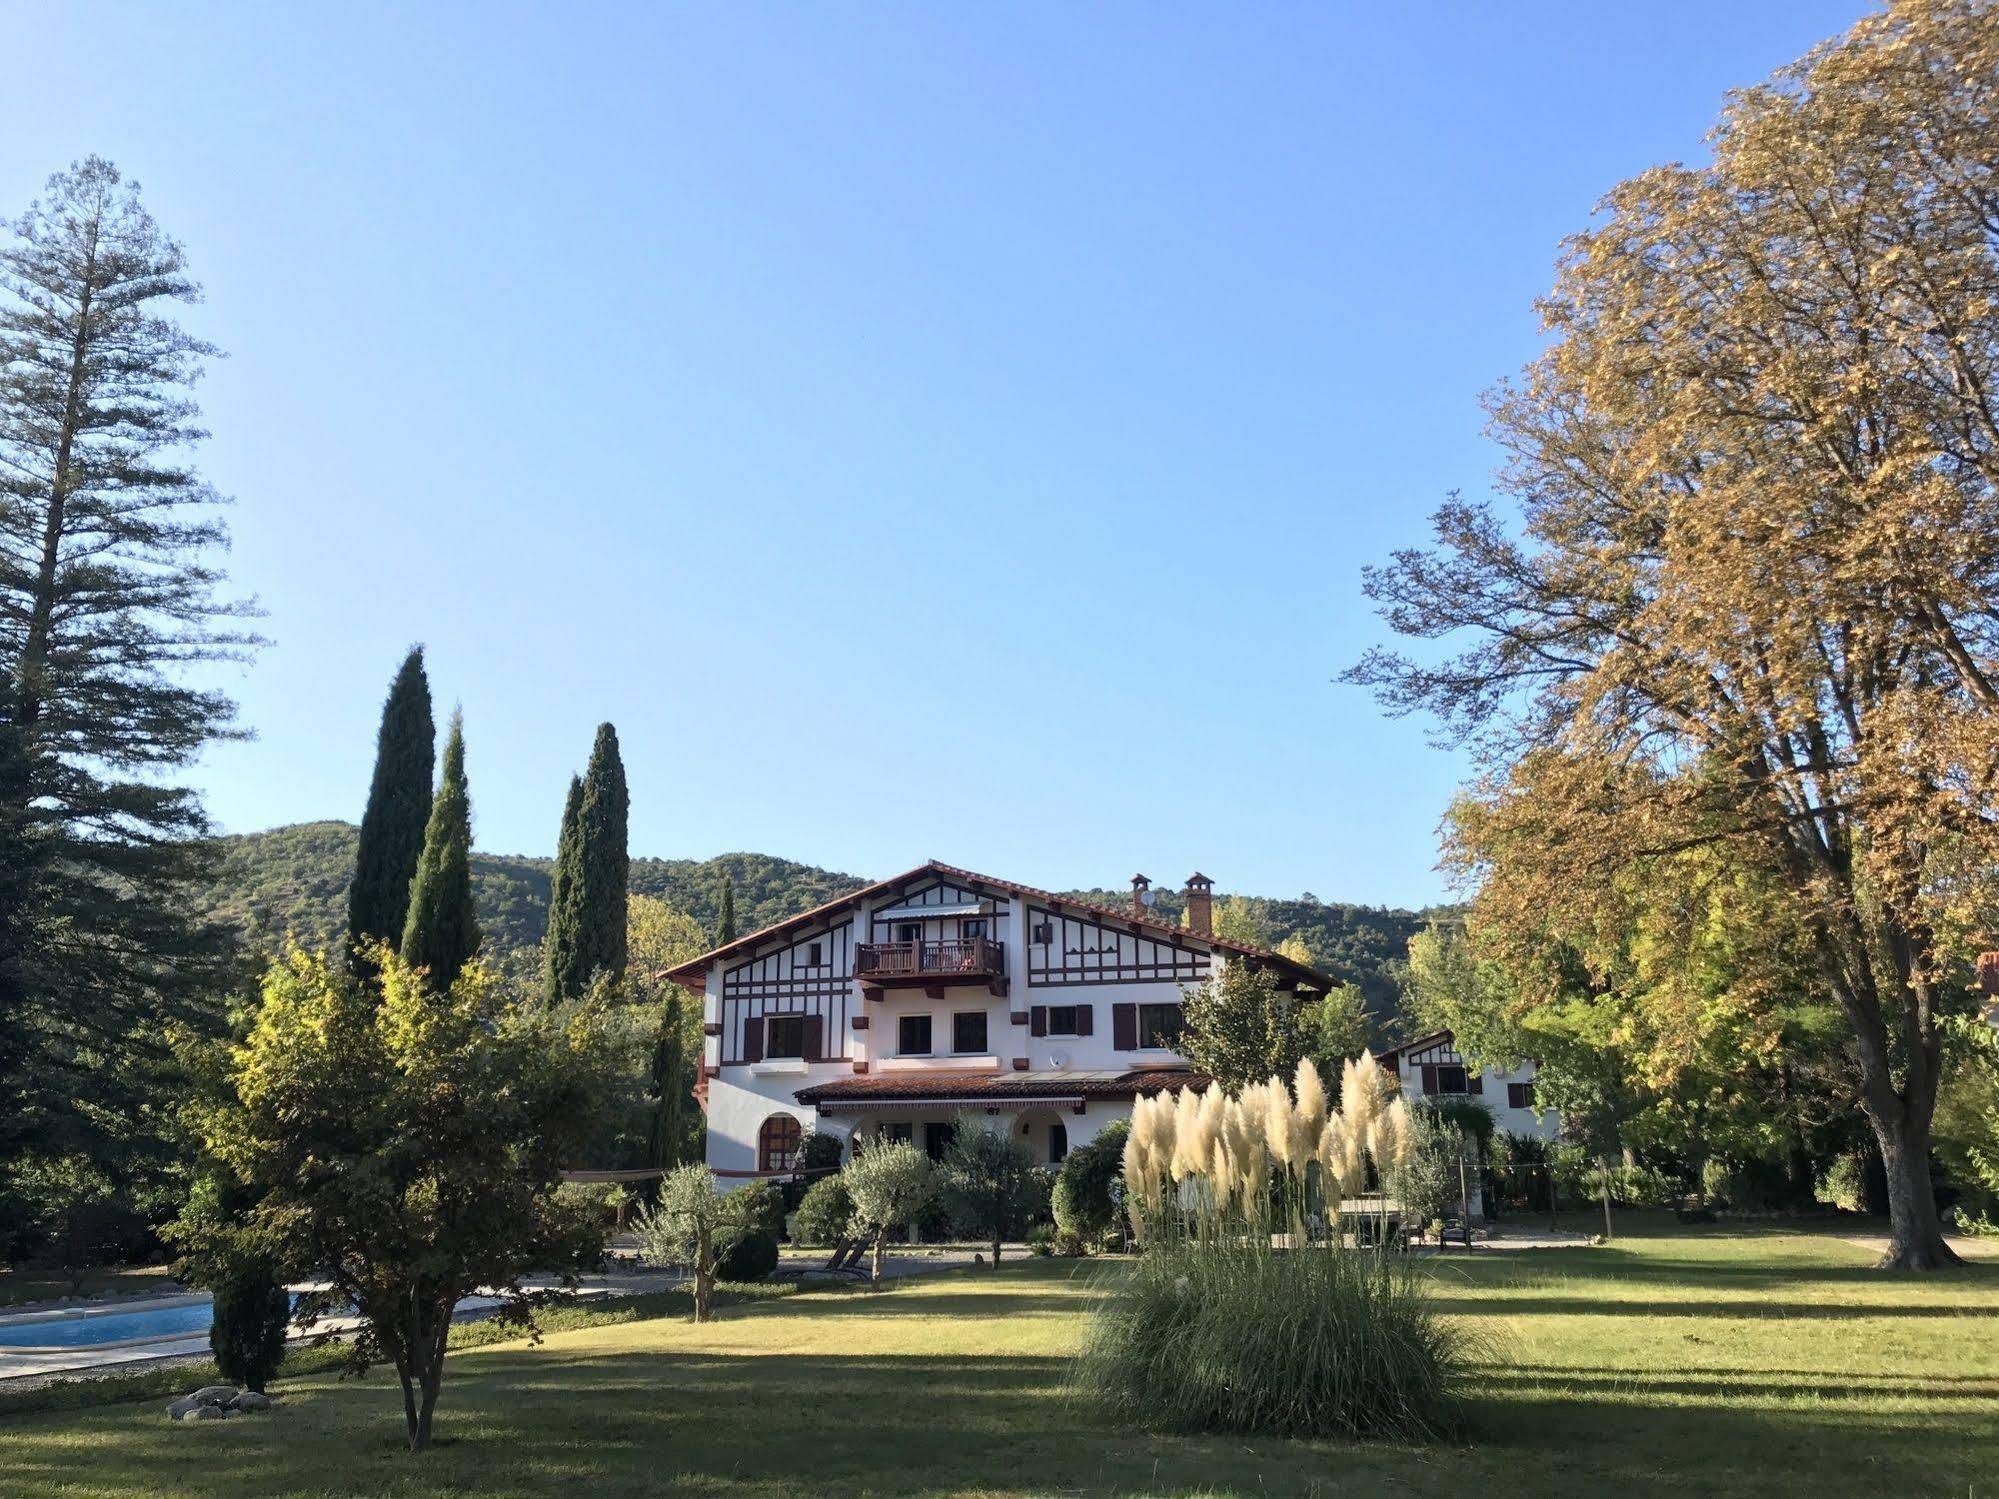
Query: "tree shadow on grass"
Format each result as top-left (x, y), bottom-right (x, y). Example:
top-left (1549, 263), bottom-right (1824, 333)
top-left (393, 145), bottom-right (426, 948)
top-left (6, 1336), bottom-right (1996, 1499)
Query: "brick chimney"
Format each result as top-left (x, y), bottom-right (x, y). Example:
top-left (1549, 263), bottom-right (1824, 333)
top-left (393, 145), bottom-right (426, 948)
top-left (1130, 873), bottom-right (1152, 918)
top-left (1184, 872), bottom-right (1214, 937)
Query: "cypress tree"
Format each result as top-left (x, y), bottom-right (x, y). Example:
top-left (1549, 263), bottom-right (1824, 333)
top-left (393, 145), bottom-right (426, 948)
top-left (715, 875), bottom-right (736, 945)
top-left (542, 775), bottom-right (584, 1003)
top-left (647, 992), bottom-right (690, 1170)
top-left (401, 712), bottom-right (479, 989)
top-left (347, 648), bottom-right (435, 956)
top-left (543, 724), bottom-right (628, 1002)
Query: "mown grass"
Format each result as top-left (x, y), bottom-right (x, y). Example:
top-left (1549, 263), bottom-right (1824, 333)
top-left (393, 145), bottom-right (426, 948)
top-left (1, 1221), bottom-right (1994, 1497)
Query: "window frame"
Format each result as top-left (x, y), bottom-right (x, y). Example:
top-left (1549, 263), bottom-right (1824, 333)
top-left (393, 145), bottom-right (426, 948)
top-left (1136, 1003), bottom-right (1184, 1050)
top-left (952, 1010), bottom-right (989, 1055)
top-left (765, 1014), bottom-right (807, 1059)
top-left (758, 1115), bottom-right (802, 1174)
top-left (898, 1013), bottom-right (934, 1056)
top-left (1047, 1005), bottom-right (1079, 1036)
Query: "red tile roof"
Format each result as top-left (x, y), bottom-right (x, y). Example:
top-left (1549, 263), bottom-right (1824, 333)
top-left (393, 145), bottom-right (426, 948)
top-left (795, 1066), bottom-right (1207, 1107)
top-left (663, 859), bottom-right (1336, 992)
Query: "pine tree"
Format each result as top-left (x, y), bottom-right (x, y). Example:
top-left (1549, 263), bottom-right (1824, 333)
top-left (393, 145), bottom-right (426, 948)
top-left (0, 158), bottom-right (248, 1160)
top-left (543, 724), bottom-right (628, 1002)
top-left (401, 713), bottom-right (479, 989)
top-left (347, 648), bottom-right (434, 957)
top-left (715, 875), bottom-right (736, 945)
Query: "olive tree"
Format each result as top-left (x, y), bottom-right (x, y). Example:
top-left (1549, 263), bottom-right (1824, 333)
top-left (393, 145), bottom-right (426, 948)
top-left (634, 1164), bottom-right (757, 1323)
top-left (842, 1141), bottom-right (937, 1283)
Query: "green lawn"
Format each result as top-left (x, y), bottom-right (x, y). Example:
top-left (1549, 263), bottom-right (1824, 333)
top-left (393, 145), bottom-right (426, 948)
top-left (3, 1223), bottom-right (1995, 1497)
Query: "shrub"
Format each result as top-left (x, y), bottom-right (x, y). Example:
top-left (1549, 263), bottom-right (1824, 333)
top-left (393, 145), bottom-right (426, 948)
top-left (1074, 1243), bottom-right (1467, 1439)
top-left (1026, 1223), bottom-right (1057, 1257)
top-left (797, 1129), bottom-right (844, 1176)
top-left (1818, 1150), bottom-right (1870, 1213)
top-left (733, 1180), bottom-right (786, 1240)
top-left (1053, 1121), bottom-right (1126, 1246)
top-left (209, 1263), bottom-right (290, 1393)
top-left (1395, 1109), bottom-right (1476, 1228)
top-left (718, 1229), bottom-right (780, 1283)
top-left (790, 1177), bottom-right (852, 1247)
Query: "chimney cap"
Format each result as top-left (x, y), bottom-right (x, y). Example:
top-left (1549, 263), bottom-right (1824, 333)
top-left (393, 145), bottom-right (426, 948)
top-left (1131, 873), bottom-right (1151, 890)
top-left (1185, 872), bottom-right (1213, 892)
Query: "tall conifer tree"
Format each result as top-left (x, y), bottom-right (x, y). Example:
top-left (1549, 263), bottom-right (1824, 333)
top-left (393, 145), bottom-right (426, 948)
top-left (401, 713), bottom-right (479, 989)
top-left (543, 724), bottom-right (628, 1001)
top-left (347, 648), bottom-right (434, 956)
top-left (542, 775), bottom-right (583, 1003)
top-left (0, 158), bottom-right (248, 1159)
top-left (715, 875), bottom-right (736, 945)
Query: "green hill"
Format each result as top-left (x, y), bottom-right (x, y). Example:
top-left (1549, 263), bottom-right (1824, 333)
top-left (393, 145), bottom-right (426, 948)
top-left (202, 824), bottom-right (1436, 1032)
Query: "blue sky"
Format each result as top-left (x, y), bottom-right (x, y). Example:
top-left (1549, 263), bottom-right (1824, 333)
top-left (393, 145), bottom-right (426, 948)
top-left (6, 2), bottom-right (1866, 908)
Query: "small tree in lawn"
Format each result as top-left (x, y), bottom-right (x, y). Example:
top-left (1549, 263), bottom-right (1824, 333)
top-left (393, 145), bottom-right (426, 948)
top-left (635, 1165), bottom-right (755, 1323)
top-left (940, 1114), bottom-right (1037, 1270)
top-left (843, 1141), bottom-right (937, 1283)
top-left (196, 947), bottom-right (613, 1452)
top-left (209, 1262), bottom-right (289, 1394)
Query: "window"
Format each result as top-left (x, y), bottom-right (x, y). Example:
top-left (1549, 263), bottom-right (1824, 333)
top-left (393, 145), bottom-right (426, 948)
top-left (1032, 920), bottom-right (1054, 945)
top-left (881, 1121), bottom-right (913, 1146)
top-left (960, 918), bottom-right (987, 941)
top-left (766, 1015), bottom-right (807, 1058)
top-left (1048, 1006), bottom-right (1078, 1036)
top-left (924, 1121), bottom-right (957, 1161)
top-left (758, 1115), bottom-right (802, 1173)
top-left (1137, 1003), bottom-right (1184, 1050)
top-left (805, 941), bottom-right (823, 967)
top-left (1049, 1122), bottom-right (1068, 1165)
top-left (1507, 1081), bottom-right (1537, 1109)
top-left (897, 922), bottom-right (922, 944)
top-left (898, 1014), bottom-right (933, 1056)
top-left (1421, 1064), bottom-right (1469, 1096)
top-left (953, 1011), bottom-right (988, 1054)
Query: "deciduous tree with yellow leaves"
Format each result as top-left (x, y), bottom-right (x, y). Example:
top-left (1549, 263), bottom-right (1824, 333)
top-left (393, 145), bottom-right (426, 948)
top-left (1350, 0), bottom-right (1999, 1269)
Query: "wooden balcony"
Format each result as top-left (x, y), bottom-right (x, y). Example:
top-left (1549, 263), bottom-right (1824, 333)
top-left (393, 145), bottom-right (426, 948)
top-left (856, 938), bottom-right (1008, 999)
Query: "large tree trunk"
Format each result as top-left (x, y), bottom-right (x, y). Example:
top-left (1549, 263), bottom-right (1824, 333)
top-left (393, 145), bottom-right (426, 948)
top-left (1871, 1107), bottom-right (1960, 1271)
top-left (991, 1228), bottom-right (1002, 1270)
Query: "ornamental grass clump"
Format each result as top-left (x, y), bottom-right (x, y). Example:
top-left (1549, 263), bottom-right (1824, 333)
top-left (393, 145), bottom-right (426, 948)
top-left (1086, 1053), bottom-right (1468, 1440)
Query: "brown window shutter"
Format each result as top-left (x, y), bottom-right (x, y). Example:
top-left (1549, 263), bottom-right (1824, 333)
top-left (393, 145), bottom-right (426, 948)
top-left (1112, 1003), bottom-right (1136, 1050)
top-left (744, 1017), bottom-right (765, 1063)
top-left (1073, 1004), bottom-right (1094, 1037)
top-left (803, 1015), bottom-right (824, 1062)
top-left (1420, 1063), bottom-right (1436, 1095)
top-left (1030, 1006), bottom-right (1047, 1037)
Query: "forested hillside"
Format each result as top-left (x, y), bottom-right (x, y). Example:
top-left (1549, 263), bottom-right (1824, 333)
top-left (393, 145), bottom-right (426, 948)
top-left (202, 822), bottom-right (870, 957)
top-left (203, 823), bottom-right (1436, 1033)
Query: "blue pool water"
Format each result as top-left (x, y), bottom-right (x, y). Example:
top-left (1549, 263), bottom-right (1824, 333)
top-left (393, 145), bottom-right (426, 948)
top-left (0, 1299), bottom-right (215, 1348)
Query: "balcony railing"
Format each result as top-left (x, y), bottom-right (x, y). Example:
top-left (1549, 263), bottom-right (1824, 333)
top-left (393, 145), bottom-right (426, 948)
top-left (855, 938), bottom-right (1005, 988)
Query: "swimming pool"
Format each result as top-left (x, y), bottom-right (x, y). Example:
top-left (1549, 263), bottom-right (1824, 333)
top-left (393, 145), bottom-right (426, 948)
top-left (0, 1297), bottom-right (216, 1349)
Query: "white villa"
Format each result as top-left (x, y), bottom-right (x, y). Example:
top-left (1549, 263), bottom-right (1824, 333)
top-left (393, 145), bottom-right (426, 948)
top-left (1374, 1029), bottom-right (1559, 1140)
top-left (666, 862), bottom-right (1334, 1180)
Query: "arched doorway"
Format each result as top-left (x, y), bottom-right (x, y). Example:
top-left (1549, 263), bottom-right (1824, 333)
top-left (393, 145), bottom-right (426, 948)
top-left (1015, 1107), bottom-right (1070, 1167)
